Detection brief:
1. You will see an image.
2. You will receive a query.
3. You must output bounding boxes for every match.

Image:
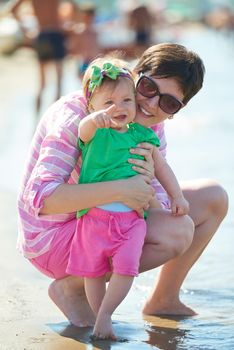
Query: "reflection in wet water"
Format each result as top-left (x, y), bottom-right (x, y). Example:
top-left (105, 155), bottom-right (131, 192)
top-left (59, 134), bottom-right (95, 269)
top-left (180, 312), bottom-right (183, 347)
top-left (50, 312), bottom-right (234, 350)
top-left (143, 316), bottom-right (188, 350)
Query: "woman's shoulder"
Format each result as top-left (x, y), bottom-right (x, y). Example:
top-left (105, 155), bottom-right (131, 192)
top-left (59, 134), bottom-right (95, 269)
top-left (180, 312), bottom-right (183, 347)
top-left (39, 90), bottom-right (88, 130)
top-left (62, 91), bottom-right (88, 116)
top-left (33, 90), bottom-right (88, 144)
top-left (55, 90), bottom-right (88, 121)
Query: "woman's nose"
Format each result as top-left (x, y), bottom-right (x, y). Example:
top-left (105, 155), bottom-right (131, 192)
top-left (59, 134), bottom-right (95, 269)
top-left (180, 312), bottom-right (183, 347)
top-left (147, 95), bottom-right (160, 109)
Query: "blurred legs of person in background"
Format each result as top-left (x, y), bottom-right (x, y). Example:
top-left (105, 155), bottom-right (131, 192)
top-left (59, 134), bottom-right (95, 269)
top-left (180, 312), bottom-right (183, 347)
top-left (34, 30), bottom-right (66, 114)
top-left (68, 3), bottom-right (100, 81)
top-left (8, 0), bottom-right (67, 115)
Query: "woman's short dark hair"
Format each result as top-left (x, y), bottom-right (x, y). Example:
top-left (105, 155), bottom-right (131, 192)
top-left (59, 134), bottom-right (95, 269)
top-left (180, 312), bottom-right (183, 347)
top-left (134, 43), bottom-right (205, 104)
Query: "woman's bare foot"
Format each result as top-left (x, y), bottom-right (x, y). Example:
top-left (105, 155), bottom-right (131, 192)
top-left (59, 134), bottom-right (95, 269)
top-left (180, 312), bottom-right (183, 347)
top-left (92, 313), bottom-right (117, 340)
top-left (48, 277), bottom-right (95, 327)
top-left (142, 298), bottom-right (197, 316)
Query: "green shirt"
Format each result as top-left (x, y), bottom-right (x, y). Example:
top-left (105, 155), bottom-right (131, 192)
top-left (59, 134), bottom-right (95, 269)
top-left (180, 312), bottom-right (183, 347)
top-left (77, 122), bottom-right (160, 217)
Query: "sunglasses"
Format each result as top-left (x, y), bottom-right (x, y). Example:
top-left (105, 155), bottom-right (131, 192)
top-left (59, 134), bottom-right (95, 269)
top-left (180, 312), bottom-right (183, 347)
top-left (136, 75), bottom-right (184, 114)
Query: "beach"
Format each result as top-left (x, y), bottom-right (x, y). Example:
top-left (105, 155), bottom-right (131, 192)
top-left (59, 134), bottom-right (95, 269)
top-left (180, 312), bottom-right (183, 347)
top-left (0, 27), bottom-right (234, 349)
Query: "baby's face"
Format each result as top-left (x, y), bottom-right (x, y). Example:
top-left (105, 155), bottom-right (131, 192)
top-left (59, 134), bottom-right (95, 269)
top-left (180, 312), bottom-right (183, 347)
top-left (90, 78), bottom-right (136, 131)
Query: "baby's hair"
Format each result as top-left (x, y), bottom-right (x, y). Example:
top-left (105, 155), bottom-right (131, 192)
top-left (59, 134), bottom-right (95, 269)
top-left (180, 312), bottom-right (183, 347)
top-left (82, 54), bottom-right (136, 102)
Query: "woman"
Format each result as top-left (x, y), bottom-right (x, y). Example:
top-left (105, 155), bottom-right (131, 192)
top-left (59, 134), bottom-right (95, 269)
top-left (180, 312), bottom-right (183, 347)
top-left (17, 43), bottom-right (228, 327)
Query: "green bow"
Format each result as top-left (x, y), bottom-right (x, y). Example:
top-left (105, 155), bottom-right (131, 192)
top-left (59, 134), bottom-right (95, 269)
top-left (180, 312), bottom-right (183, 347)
top-left (88, 63), bottom-right (127, 94)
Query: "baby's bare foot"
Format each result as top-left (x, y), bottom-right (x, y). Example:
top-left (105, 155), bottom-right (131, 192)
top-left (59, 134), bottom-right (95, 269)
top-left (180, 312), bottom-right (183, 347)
top-left (92, 313), bottom-right (117, 340)
top-left (48, 278), bottom-right (95, 327)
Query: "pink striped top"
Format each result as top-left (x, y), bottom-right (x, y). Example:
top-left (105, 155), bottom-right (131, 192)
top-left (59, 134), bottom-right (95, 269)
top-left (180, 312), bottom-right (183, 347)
top-left (17, 91), bottom-right (169, 258)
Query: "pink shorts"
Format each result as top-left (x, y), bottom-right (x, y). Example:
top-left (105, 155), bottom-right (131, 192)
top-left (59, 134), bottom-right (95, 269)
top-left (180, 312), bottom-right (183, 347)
top-left (67, 208), bottom-right (146, 277)
top-left (29, 219), bottom-right (76, 279)
top-left (29, 208), bottom-right (146, 279)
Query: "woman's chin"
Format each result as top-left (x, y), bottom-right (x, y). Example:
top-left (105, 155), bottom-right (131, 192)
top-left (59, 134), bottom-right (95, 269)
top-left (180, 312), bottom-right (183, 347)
top-left (135, 113), bottom-right (150, 125)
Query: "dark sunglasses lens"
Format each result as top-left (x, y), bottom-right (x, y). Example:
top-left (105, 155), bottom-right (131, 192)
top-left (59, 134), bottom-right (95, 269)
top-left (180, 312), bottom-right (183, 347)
top-left (160, 94), bottom-right (182, 114)
top-left (137, 77), bottom-right (158, 97)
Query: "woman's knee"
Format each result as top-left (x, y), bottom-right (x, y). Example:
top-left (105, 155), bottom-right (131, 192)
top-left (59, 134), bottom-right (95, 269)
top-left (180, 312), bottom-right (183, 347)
top-left (208, 182), bottom-right (229, 219)
top-left (145, 209), bottom-right (194, 258)
top-left (182, 178), bottom-right (228, 225)
top-left (170, 215), bottom-right (194, 257)
top-left (155, 214), bottom-right (194, 259)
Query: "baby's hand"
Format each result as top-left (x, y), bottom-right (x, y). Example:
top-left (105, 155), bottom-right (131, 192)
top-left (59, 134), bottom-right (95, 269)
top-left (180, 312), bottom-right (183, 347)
top-left (171, 195), bottom-right (189, 216)
top-left (91, 104), bottom-right (119, 129)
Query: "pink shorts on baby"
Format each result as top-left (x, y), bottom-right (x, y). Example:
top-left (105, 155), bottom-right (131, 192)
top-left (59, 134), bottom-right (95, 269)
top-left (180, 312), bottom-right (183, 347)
top-left (67, 208), bottom-right (146, 277)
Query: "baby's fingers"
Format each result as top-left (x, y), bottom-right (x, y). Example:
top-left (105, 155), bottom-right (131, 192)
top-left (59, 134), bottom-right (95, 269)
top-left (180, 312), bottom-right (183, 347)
top-left (104, 104), bottom-right (117, 116)
top-left (102, 114), bottom-right (119, 128)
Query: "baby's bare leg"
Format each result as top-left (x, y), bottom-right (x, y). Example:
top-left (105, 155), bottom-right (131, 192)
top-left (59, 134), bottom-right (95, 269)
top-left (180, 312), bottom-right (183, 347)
top-left (85, 276), bottom-right (106, 315)
top-left (93, 274), bottom-right (134, 340)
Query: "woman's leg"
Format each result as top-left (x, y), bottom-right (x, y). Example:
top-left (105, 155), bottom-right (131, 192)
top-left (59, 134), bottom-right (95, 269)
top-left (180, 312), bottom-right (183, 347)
top-left (139, 209), bottom-right (194, 273)
top-left (142, 179), bottom-right (228, 316)
top-left (31, 219), bottom-right (95, 327)
top-left (48, 276), bottom-right (95, 326)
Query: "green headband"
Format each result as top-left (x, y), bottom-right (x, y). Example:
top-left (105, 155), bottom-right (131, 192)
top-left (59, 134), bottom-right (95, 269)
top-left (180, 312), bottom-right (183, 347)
top-left (86, 62), bottom-right (132, 99)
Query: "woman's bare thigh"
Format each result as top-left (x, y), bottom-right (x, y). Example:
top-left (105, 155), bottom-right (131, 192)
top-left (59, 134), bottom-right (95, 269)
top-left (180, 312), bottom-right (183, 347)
top-left (180, 178), bottom-right (228, 226)
top-left (145, 208), bottom-right (194, 248)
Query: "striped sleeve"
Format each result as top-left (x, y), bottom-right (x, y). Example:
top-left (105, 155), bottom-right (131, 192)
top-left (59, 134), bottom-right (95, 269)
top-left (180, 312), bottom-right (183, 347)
top-left (22, 98), bottom-right (85, 217)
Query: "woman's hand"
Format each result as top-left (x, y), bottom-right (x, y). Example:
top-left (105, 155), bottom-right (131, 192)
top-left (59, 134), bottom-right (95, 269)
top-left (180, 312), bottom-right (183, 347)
top-left (120, 174), bottom-right (155, 217)
top-left (128, 142), bottom-right (155, 180)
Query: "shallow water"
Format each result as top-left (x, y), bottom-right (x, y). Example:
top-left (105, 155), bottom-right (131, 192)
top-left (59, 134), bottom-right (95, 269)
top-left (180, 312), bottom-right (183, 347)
top-left (0, 27), bottom-right (234, 349)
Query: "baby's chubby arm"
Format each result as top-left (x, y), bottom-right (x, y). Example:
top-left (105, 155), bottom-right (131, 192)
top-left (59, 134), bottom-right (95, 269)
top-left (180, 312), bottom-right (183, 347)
top-left (152, 147), bottom-right (189, 215)
top-left (78, 104), bottom-right (119, 143)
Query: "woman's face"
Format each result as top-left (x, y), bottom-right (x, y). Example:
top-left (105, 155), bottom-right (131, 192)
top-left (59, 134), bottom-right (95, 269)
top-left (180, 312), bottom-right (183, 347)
top-left (134, 76), bottom-right (184, 128)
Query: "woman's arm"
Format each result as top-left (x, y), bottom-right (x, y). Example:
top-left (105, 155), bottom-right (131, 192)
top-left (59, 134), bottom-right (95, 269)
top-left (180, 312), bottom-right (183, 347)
top-left (40, 175), bottom-right (155, 217)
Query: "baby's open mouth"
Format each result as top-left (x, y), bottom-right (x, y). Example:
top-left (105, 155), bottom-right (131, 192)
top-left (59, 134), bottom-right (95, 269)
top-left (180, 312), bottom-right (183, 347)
top-left (113, 115), bottom-right (127, 121)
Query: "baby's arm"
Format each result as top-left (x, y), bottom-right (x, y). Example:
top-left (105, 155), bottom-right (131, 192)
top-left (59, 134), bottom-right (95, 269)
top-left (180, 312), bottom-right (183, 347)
top-left (79, 104), bottom-right (118, 142)
top-left (152, 147), bottom-right (189, 215)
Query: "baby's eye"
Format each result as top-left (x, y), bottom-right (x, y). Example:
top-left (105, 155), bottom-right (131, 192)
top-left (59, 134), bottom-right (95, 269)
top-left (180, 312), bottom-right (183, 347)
top-left (124, 98), bottom-right (132, 102)
top-left (105, 100), bottom-right (113, 105)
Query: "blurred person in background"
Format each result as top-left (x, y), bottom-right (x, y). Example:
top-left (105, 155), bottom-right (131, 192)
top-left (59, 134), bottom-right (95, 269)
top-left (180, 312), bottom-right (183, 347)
top-left (7, 0), bottom-right (67, 114)
top-left (68, 3), bottom-right (101, 80)
top-left (127, 3), bottom-right (155, 56)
